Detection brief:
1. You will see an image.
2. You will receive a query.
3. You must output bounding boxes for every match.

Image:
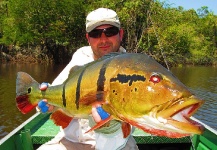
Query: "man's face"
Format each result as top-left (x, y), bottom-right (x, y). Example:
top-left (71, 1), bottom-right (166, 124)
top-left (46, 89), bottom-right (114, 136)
top-left (86, 25), bottom-right (124, 60)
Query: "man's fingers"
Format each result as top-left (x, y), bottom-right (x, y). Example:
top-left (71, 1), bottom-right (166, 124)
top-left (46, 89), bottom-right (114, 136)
top-left (38, 100), bottom-right (49, 113)
top-left (92, 107), bottom-right (102, 123)
top-left (39, 82), bottom-right (49, 91)
top-left (48, 105), bottom-right (54, 112)
top-left (96, 107), bottom-right (110, 120)
top-left (92, 106), bottom-right (110, 123)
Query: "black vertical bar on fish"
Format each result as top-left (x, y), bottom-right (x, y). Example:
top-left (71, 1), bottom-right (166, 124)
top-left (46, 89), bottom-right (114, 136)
top-left (76, 53), bottom-right (118, 108)
top-left (62, 84), bottom-right (66, 107)
top-left (96, 58), bottom-right (113, 101)
top-left (76, 69), bottom-right (86, 109)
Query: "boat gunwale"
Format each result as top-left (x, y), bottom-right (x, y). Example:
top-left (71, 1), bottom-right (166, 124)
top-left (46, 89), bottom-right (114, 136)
top-left (0, 112), bottom-right (40, 145)
top-left (191, 116), bottom-right (217, 135)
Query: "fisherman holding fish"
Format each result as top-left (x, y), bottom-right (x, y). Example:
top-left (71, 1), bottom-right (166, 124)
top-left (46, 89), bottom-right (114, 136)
top-left (16, 7), bottom-right (204, 149)
top-left (37, 8), bottom-right (139, 150)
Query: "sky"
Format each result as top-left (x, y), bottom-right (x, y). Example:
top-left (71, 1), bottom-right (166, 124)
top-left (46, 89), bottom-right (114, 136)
top-left (160, 0), bottom-right (217, 14)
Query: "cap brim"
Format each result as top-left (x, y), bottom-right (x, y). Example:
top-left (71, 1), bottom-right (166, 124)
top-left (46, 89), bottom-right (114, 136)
top-left (86, 21), bottom-right (120, 32)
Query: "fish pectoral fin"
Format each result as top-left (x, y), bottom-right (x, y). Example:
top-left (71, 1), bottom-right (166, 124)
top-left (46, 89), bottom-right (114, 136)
top-left (121, 122), bottom-right (131, 138)
top-left (50, 109), bottom-right (73, 129)
top-left (79, 91), bottom-right (107, 105)
top-left (85, 116), bottom-right (112, 133)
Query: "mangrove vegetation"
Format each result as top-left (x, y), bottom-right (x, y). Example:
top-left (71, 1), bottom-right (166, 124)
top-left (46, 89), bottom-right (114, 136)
top-left (0, 0), bottom-right (217, 66)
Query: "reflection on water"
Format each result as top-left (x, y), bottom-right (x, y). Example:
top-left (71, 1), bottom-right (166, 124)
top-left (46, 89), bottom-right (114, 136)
top-left (0, 64), bottom-right (217, 139)
top-left (0, 63), bottom-right (65, 139)
top-left (171, 66), bottom-right (217, 130)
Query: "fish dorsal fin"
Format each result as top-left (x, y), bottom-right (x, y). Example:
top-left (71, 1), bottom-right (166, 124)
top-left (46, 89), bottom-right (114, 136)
top-left (98, 52), bottom-right (126, 61)
top-left (67, 52), bottom-right (125, 79)
top-left (69, 65), bottom-right (83, 74)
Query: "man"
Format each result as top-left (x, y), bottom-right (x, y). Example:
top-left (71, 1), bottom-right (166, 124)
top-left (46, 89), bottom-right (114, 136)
top-left (37, 8), bottom-right (138, 150)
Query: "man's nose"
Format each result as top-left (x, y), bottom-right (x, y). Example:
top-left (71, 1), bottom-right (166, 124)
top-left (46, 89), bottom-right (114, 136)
top-left (100, 33), bottom-right (108, 41)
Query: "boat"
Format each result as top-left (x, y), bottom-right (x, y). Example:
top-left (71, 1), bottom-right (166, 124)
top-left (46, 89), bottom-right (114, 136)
top-left (0, 112), bottom-right (217, 150)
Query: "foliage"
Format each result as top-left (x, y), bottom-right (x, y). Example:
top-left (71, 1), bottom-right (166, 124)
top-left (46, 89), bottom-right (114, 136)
top-left (142, 1), bottom-right (217, 66)
top-left (0, 0), bottom-right (217, 65)
top-left (0, 0), bottom-right (86, 63)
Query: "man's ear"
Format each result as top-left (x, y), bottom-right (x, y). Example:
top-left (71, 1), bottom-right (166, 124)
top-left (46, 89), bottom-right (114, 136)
top-left (86, 33), bottom-right (90, 43)
top-left (119, 29), bottom-right (124, 41)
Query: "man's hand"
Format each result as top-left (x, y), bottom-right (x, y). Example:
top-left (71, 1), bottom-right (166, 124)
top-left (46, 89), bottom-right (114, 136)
top-left (92, 105), bottom-right (110, 123)
top-left (37, 99), bottom-right (54, 113)
top-left (39, 82), bottom-right (50, 91)
top-left (37, 82), bottom-right (54, 113)
top-left (38, 99), bottom-right (48, 113)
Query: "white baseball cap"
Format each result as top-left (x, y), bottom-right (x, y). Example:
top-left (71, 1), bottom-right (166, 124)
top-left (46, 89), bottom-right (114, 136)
top-left (86, 8), bottom-right (121, 32)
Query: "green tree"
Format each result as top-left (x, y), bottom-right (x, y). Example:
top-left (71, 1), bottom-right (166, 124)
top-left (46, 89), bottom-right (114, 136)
top-left (1, 0), bottom-right (86, 63)
top-left (0, 0), bottom-right (216, 65)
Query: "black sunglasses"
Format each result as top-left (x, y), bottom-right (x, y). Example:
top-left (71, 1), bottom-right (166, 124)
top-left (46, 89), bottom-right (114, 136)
top-left (88, 26), bottom-right (120, 38)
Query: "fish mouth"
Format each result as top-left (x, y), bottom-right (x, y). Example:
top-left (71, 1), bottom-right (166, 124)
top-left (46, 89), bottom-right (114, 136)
top-left (156, 95), bottom-right (204, 134)
top-left (16, 95), bottom-right (37, 114)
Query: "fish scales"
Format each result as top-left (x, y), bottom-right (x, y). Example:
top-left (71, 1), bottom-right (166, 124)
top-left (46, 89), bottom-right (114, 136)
top-left (16, 52), bottom-right (204, 138)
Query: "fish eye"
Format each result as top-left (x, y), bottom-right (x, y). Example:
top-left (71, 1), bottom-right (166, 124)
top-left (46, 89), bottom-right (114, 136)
top-left (27, 87), bottom-right (31, 93)
top-left (149, 73), bottom-right (162, 83)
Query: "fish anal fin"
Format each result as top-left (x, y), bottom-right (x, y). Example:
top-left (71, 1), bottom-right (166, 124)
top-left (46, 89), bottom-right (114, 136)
top-left (85, 116), bottom-right (112, 133)
top-left (79, 91), bottom-right (106, 105)
top-left (50, 109), bottom-right (73, 129)
top-left (121, 122), bottom-right (131, 138)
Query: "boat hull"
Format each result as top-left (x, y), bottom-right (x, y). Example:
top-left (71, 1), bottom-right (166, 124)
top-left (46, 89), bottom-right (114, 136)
top-left (0, 113), bottom-right (217, 150)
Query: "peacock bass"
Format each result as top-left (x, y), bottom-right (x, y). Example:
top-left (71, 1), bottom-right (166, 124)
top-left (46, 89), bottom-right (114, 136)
top-left (16, 52), bottom-right (204, 138)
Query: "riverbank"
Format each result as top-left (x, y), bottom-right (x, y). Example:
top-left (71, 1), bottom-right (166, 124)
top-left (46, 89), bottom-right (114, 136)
top-left (0, 46), bottom-right (52, 64)
top-left (1, 46), bottom-right (217, 66)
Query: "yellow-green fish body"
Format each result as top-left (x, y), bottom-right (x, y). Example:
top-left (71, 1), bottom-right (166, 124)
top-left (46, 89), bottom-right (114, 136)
top-left (16, 52), bottom-right (204, 138)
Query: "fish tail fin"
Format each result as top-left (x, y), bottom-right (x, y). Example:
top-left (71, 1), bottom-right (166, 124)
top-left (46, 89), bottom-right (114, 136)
top-left (16, 95), bottom-right (37, 114)
top-left (16, 72), bottom-right (39, 114)
top-left (50, 109), bottom-right (73, 129)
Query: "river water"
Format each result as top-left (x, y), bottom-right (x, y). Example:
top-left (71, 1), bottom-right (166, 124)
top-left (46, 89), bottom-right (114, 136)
top-left (0, 63), bottom-right (217, 139)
